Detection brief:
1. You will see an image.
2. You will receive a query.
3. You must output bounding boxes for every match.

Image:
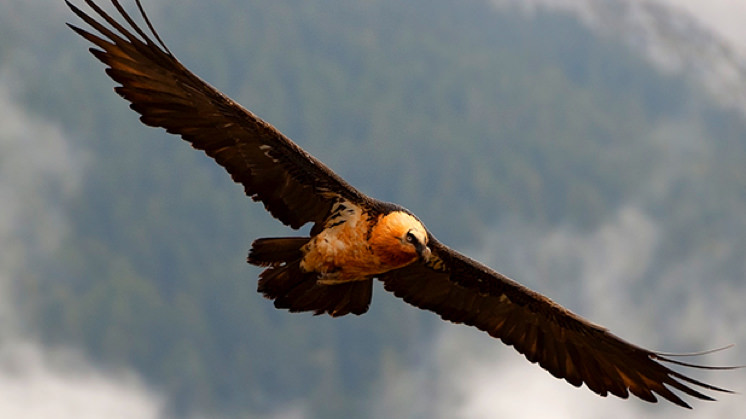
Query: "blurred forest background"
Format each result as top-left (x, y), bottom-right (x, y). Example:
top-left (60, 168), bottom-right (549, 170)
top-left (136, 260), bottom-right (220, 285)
top-left (0, 0), bottom-right (744, 418)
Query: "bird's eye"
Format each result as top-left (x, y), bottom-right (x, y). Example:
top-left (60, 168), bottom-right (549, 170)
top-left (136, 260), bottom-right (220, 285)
top-left (405, 232), bottom-right (416, 243)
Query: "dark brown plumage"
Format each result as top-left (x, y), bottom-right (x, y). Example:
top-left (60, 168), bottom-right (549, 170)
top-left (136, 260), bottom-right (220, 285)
top-left (67, 0), bottom-right (736, 408)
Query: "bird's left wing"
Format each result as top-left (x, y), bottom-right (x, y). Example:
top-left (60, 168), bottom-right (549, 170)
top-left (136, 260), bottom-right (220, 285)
top-left (379, 238), bottom-right (734, 408)
top-left (67, 0), bottom-right (370, 230)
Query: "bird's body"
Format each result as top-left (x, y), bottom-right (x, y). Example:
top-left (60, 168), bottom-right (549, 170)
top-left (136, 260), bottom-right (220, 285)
top-left (302, 200), bottom-right (382, 282)
top-left (251, 200), bottom-right (431, 316)
top-left (67, 0), bottom-right (737, 408)
top-left (300, 202), bottom-right (427, 283)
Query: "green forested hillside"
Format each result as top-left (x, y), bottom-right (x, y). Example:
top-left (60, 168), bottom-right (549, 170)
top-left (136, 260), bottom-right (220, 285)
top-left (7, 0), bottom-right (746, 417)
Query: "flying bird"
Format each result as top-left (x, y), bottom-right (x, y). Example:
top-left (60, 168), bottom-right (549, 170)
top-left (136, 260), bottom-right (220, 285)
top-left (67, 0), bottom-right (736, 408)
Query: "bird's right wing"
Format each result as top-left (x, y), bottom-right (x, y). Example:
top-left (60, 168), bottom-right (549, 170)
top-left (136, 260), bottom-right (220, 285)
top-left (380, 238), bottom-right (736, 408)
top-left (67, 0), bottom-right (370, 230)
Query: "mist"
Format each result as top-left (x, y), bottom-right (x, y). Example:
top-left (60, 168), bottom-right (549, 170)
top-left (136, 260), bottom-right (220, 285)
top-left (0, 75), bottom-right (165, 418)
top-left (656, 0), bottom-right (746, 48)
top-left (493, 0), bottom-right (746, 115)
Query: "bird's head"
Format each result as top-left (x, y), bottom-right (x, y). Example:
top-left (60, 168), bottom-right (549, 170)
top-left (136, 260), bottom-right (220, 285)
top-left (370, 211), bottom-right (431, 268)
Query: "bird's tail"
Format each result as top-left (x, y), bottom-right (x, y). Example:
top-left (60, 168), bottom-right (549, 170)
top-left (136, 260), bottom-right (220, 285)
top-left (248, 237), bottom-right (372, 317)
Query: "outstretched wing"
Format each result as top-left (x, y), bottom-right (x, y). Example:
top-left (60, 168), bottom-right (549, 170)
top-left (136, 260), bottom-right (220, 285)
top-left (379, 238), bottom-right (734, 408)
top-left (67, 0), bottom-right (369, 230)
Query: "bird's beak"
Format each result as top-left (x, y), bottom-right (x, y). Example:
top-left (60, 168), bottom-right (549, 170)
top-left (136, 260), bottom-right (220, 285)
top-left (416, 243), bottom-right (431, 261)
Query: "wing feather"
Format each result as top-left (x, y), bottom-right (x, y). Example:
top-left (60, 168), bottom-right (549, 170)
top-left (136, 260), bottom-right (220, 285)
top-left (380, 239), bottom-right (735, 408)
top-left (67, 0), bottom-right (369, 229)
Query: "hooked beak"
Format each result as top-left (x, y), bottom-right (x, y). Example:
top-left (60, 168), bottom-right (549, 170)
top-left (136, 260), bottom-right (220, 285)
top-left (415, 242), bottom-right (431, 261)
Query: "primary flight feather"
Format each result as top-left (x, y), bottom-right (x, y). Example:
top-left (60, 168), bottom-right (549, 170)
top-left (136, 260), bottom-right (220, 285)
top-left (67, 0), bottom-right (736, 408)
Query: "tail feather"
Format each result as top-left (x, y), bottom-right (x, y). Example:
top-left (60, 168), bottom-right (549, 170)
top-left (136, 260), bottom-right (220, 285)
top-left (248, 237), bottom-right (309, 266)
top-left (250, 237), bottom-right (372, 317)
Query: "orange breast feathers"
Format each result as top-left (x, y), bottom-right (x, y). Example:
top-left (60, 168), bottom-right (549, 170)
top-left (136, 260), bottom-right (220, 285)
top-left (300, 208), bottom-right (429, 283)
